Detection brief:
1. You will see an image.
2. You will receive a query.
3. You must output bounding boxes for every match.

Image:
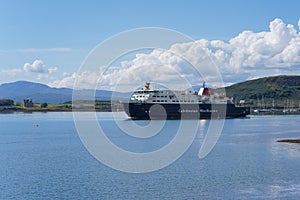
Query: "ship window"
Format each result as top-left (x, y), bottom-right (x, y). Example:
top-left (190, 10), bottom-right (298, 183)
top-left (153, 100), bottom-right (156, 102)
top-left (165, 100), bottom-right (167, 102)
top-left (172, 100), bottom-right (175, 102)
top-left (157, 100), bottom-right (160, 102)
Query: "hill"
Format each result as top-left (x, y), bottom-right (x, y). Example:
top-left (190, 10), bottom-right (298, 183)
top-left (223, 75), bottom-right (300, 107)
top-left (0, 81), bottom-right (130, 104)
top-left (0, 81), bottom-right (73, 103)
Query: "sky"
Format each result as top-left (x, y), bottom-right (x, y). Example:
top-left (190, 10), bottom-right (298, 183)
top-left (1, 0), bottom-right (300, 90)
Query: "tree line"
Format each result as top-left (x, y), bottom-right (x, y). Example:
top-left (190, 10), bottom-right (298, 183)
top-left (0, 99), bottom-right (14, 106)
top-left (0, 99), bottom-right (48, 108)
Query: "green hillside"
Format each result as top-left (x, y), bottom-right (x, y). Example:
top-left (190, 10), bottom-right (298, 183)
top-left (223, 75), bottom-right (300, 107)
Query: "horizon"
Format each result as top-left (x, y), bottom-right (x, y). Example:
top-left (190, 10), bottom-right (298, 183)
top-left (1, 1), bottom-right (300, 90)
top-left (2, 74), bottom-right (299, 91)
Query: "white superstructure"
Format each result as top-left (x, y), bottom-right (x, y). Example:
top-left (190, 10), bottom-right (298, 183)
top-left (129, 82), bottom-right (232, 104)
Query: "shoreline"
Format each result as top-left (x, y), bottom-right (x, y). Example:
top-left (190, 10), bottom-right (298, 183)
top-left (0, 108), bottom-right (117, 113)
top-left (1, 108), bottom-right (300, 116)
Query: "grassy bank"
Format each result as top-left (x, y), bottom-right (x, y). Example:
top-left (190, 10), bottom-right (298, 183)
top-left (0, 100), bottom-right (124, 113)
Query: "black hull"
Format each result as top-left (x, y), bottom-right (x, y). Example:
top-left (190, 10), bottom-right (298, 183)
top-left (123, 103), bottom-right (250, 120)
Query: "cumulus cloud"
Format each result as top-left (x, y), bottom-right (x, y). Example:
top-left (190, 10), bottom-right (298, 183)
top-left (50, 73), bottom-right (77, 88)
top-left (198, 18), bottom-right (300, 76)
top-left (23, 59), bottom-right (58, 74)
top-left (52, 18), bottom-right (300, 90)
top-left (50, 71), bottom-right (99, 89)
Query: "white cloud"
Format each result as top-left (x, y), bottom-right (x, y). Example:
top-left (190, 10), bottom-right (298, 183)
top-left (50, 73), bottom-right (76, 88)
top-left (23, 59), bottom-right (58, 74)
top-left (62, 72), bottom-right (69, 77)
top-left (49, 71), bottom-right (99, 89)
top-left (216, 18), bottom-right (299, 71)
top-left (48, 67), bottom-right (58, 74)
top-left (0, 68), bottom-right (22, 76)
top-left (51, 18), bottom-right (300, 90)
top-left (127, 19), bottom-right (299, 87)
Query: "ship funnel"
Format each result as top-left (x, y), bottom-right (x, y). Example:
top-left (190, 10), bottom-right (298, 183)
top-left (198, 81), bottom-right (205, 96)
top-left (198, 87), bottom-right (204, 96)
top-left (198, 82), bottom-right (213, 96)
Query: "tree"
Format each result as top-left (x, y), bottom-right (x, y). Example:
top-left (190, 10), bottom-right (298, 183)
top-left (0, 99), bottom-right (14, 106)
top-left (40, 102), bottom-right (48, 108)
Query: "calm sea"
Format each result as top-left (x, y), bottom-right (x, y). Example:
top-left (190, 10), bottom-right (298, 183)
top-left (1, 112), bottom-right (300, 199)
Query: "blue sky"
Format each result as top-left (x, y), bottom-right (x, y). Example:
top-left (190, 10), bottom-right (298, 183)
top-left (1, 0), bottom-right (300, 88)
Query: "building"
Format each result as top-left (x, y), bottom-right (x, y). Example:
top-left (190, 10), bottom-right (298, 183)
top-left (23, 99), bottom-right (34, 107)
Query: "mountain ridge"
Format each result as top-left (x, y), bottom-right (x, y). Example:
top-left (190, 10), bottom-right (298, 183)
top-left (0, 80), bottom-right (129, 103)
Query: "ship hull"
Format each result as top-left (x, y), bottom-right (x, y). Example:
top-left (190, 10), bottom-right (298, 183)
top-left (123, 102), bottom-right (250, 120)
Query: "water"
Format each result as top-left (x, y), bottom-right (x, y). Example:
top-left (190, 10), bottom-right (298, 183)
top-left (1, 112), bottom-right (300, 199)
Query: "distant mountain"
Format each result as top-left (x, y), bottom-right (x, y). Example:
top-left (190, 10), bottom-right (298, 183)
top-left (222, 75), bottom-right (300, 106)
top-left (0, 81), bottom-right (130, 103)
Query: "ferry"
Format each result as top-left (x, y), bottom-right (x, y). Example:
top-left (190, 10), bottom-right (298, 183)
top-left (123, 82), bottom-right (250, 119)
